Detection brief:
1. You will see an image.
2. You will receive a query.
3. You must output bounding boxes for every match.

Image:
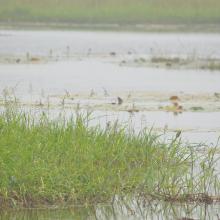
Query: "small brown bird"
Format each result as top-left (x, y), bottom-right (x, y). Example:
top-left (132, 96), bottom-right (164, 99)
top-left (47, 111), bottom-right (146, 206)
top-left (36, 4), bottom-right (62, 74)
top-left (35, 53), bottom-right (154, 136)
top-left (170, 95), bottom-right (180, 103)
top-left (30, 57), bottom-right (40, 62)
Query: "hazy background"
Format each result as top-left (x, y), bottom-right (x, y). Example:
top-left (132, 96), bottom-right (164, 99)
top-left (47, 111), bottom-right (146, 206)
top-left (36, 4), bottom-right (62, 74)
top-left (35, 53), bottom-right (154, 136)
top-left (0, 0), bottom-right (220, 25)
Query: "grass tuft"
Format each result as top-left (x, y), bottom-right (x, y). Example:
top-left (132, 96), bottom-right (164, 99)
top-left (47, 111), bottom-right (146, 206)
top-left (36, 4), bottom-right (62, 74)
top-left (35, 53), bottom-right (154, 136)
top-left (0, 108), bottom-right (219, 209)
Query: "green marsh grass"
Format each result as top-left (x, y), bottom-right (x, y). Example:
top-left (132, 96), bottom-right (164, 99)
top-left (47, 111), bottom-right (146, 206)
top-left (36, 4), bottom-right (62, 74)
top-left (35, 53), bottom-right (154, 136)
top-left (0, 108), bottom-right (219, 209)
top-left (0, 0), bottom-right (220, 24)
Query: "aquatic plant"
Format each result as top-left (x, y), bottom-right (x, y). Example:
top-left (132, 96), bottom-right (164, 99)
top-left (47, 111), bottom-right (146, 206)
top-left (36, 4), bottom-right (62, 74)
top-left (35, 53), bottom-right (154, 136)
top-left (200, 61), bottom-right (220, 71)
top-left (0, 108), bottom-right (219, 209)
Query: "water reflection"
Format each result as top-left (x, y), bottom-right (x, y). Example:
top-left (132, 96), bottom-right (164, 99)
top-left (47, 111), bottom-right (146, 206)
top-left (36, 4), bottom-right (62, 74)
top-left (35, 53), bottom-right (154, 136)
top-left (1, 199), bottom-right (220, 220)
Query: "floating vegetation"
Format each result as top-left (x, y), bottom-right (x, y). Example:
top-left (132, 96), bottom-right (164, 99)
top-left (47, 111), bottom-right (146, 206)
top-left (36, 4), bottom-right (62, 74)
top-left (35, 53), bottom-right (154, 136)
top-left (151, 57), bottom-right (181, 64)
top-left (0, 108), bottom-right (219, 209)
top-left (134, 57), bottom-right (146, 63)
top-left (214, 93), bottom-right (220, 99)
top-left (190, 106), bottom-right (205, 111)
top-left (124, 56), bottom-right (220, 71)
top-left (160, 95), bottom-right (183, 114)
top-left (201, 61), bottom-right (220, 71)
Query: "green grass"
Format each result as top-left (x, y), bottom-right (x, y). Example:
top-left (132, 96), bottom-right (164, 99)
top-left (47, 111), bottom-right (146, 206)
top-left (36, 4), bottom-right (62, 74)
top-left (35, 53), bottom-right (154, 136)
top-left (0, 0), bottom-right (220, 24)
top-left (0, 108), bottom-right (219, 209)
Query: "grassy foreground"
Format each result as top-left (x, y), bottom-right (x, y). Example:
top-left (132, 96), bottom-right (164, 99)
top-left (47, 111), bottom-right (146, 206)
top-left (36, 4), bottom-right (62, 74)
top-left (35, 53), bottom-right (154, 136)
top-left (0, 109), bottom-right (219, 208)
top-left (0, 0), bottom-right (220, 24)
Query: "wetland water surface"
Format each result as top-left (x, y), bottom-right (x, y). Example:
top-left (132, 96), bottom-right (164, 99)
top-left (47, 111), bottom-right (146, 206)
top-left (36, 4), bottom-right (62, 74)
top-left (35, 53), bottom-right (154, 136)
top-left (0, 30), bottom-right (220, 57)
top-left (0, 59), bottom-right (220, 145)
top-left (0, 30), bottom-right (220, 218)
top-left (1, 201), bottom-right (220, 220)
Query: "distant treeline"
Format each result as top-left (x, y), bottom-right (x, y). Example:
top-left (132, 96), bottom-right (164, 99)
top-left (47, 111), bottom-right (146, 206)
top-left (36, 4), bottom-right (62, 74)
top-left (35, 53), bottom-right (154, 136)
top-left (0, 0), bottom-right (220, 24)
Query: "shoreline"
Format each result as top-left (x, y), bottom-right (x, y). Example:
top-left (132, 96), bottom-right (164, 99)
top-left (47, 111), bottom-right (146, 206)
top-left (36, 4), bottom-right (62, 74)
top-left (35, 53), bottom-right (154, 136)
top-left (1, 21), bottom-right (220, 33)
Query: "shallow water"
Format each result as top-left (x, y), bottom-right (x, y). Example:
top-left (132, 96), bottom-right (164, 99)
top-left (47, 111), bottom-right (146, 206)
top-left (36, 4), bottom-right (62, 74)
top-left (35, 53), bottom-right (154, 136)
top-left (1, 201), bottom-right (220, 220)
top-left (0, 30), bottom-right (220, 58)
top-left (0, 57), bottom-right (220, 145)
top-left (0, 59), bottom-right (220, 95)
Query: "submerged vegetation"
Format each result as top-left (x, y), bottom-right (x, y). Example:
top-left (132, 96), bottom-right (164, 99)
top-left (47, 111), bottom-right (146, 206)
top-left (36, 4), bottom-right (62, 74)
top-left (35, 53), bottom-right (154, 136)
top-left (0, 0), bottom-right (220, 25)
top-left (127, 56), bottom-right (220, 71)
top-left (0, 108), bottom-right (219, 209)
top-left (201, 60), bottom-right (220, 71)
